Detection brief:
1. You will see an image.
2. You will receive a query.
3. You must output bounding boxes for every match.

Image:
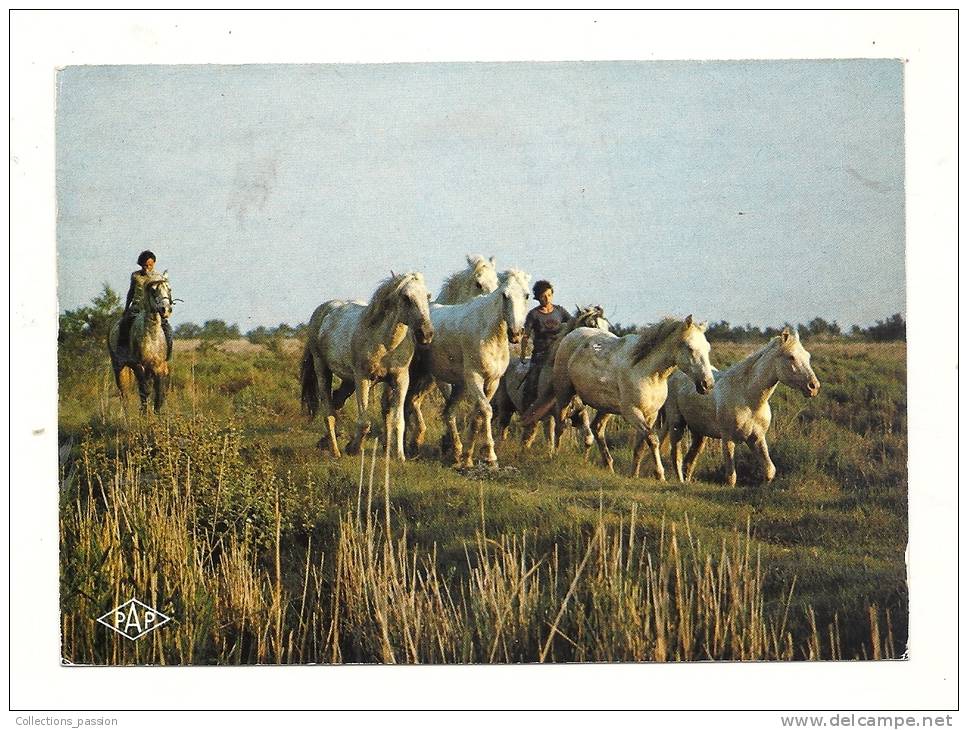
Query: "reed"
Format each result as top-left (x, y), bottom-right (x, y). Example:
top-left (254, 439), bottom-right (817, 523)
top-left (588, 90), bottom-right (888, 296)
top-left (59, 416), bottom-right (896, 665)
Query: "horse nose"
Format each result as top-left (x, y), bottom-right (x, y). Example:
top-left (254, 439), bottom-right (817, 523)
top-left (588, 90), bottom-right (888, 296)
top-left (420, 325), bottom-right (434, 345)
top-left (808, 379), bottom-right (820, 397)
top-left (509, 329), bottom-right (523, 344)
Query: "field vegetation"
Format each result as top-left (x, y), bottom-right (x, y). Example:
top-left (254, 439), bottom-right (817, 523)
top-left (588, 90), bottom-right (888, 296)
top-left (58, 291), bottom-right (907, 664)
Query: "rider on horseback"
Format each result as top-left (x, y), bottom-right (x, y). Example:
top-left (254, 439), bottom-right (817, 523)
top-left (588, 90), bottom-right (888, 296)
top-left (119, 250), bottom-right (173, 360)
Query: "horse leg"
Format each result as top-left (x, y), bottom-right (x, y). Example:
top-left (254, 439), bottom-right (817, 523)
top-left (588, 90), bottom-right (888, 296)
top-left (404, 391), bottom-right (426, 458)
top-left (721, 440), bottom-right (737, 487)
top-left (332, 378), bottom-right (355, 410)
top-left (631, 432), bottom-right (647, 478)
top-left (442, 382), bottom-right (465, 466)
top-left (520, 420), bottom-right (539, 450)
top-left (578, 407), bottom-right (595, 455)
top-left (380, 383), bottom-right (394, 459)
top-left (315, 366), bottom-right (335, 449)
top-left (543, 418), bottom-right (556, 455)
top-left (645, 430), bottom-right (664, 481)
top-left (752, 434), bottom-right (776, 483)
top-left (112, 361), bottom-right (127, 401)
top-left (669, 423), bottom-right (687, 483)
top-left (134, 367), bottom-right (150, 413)
top-left (345, 378), bottom-right (372, 456)
top-left (624, 407), bottom-right (664, 480)
top-left (474, 376), bottom-right (500, 468)
top-left (389, 372), bottom-right (408, 462)
top-left (590, 412), bottom-right (614, 472)
top-left (460, 378), bottom-right (484, 469)
top-left (491, 381), bottom-right (513, 443)
top-left (682, 432), bottom-right (708, 482)
top-left (153, 371), bottom-right (166, 413)
top-left (549, 388), bottom-right (575, 456)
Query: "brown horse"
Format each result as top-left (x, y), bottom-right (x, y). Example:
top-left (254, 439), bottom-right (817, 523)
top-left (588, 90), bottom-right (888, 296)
top-left (107, 273), bottom-right (174, 413)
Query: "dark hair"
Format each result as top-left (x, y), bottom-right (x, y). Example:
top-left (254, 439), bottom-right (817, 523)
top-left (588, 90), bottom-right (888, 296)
top-left (533, 280), bottom-right (553, 298)
top-left (137, 250), bottom-right (157, 266)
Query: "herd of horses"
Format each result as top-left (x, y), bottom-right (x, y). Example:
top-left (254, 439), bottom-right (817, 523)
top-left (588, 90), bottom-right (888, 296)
top-left (106, 255), bottom-right (821, 486)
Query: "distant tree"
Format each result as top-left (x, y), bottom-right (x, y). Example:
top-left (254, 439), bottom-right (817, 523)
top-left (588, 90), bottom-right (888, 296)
top-left (861, 313), bottom-right (906, 341)
top-left (609, 321), bottom-right (638, 338)
top-left (705, 320), bottom-right (733, 341)
top-left (200, 319), bottom-right (240, 340)
top-left (246, 325), bottom-right (272, 345)
top-left (58, 284), bottom-right (123, 349)
top-left (806, 317), bottom-right (842, 338)
top-left (174, 322), bottom-right (202, 338)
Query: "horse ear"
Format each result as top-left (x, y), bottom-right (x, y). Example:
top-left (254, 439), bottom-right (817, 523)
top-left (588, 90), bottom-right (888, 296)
top-left (489, 256), bottom-right (495, 266)
top-left (684, 314), bottom-right (694, 327)
top-left (698, 320), bottom-right (709, 333)
top-left (466, 254), bottom-right (474, 265)
top-left (781, 327), bottom-right (792, 342)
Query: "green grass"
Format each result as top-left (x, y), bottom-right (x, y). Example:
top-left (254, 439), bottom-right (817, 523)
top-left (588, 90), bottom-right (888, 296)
top-left (58, 338), bottom-right (907, 663)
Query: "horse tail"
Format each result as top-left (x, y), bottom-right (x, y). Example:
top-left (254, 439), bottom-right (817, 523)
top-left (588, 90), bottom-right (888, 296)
top-left (300, 341), bottom-right (320, 421)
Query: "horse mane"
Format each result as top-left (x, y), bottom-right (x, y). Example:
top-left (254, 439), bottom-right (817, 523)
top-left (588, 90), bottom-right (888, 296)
top-left (629, 318), bottom-right (683, 365)
top-left (729, 335), bottom-right (787, 378)
top-left (361, 272), bottom-right (422, 328)
top-left (437, 255), bottom-right (493, 303)
top-left (499, 268), bottom-right (529, 291)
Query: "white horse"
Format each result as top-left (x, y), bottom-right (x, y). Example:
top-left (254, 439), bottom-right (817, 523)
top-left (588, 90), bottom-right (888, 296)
top-left (300, 272), bottom-right (433, 461)
top-left (405, 269), bottom-right (531, 468)
top-left (494, 305), bottom-right (611, 452)
top-left (661, 328), bottom-right (820, 486)
top-left (435, 254), bottom-right (500, 304)
top-left (107, 272), bottom-right (174, 413)
top-left (525, 316), bottom-right (715, 479)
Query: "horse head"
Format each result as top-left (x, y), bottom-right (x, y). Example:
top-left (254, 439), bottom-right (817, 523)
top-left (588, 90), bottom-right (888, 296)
top-left (467, 254), bottom-right (500, 296)
top-left (677, 315), bottom-right (715, 395)
top-left (145, 274), bottom-right (173, 320)
top-left (774, 328), bottom-right (821, 397)
top-left (499, 269), bottom-right (531, 344)
top-left (396, 272), bottom-right (434, 346)
top-left (575, 304), bottom-right (611, 333)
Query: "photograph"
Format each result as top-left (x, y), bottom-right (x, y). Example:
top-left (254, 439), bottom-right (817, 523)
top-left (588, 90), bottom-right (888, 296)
top-left (56, 59), bottom-right (908, 666)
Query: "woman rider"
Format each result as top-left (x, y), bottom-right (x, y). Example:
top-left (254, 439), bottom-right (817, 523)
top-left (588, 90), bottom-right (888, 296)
top-left (520, 279), bottom-right (570, 410)
top-left (119, 250), bottom-right (173, 359)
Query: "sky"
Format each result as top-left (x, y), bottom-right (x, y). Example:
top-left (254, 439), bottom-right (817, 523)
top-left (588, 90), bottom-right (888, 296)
top-left (56, 60), bottom-right (905, 330)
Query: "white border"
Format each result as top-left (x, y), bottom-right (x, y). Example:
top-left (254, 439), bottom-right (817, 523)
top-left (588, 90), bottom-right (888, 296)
top-left (8, 9), bottom-right (958, 717)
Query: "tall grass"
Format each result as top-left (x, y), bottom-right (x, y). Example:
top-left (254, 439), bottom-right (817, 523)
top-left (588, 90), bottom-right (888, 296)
top-left (60, 417), bottom-right (896, 664)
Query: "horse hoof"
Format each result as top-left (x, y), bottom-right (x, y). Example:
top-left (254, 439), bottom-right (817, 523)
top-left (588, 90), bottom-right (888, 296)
top-left (484, 459), bottom-right (499, 471)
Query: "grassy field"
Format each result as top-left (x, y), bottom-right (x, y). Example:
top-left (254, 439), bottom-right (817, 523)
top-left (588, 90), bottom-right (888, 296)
top-left (58, 337), bottom-right (907, 664)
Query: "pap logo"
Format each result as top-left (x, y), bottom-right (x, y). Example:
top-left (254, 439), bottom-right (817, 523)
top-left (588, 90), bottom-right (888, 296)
top-left (97, 598), bottom-right (172, 640)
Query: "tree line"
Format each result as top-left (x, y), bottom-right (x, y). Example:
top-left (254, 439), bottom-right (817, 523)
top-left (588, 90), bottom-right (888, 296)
top-left (58, 285), bottom-right (907, 353)
top-left (610, 314), bottom-right (905, 343)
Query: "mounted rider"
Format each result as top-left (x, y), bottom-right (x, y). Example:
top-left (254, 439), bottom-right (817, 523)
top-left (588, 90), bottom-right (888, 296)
top-left (119, 250), bottom-right (173, 360)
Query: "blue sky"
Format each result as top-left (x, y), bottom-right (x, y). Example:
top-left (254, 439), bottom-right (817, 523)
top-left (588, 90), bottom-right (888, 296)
top-left (57, 60), bottom-right (904, 330)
